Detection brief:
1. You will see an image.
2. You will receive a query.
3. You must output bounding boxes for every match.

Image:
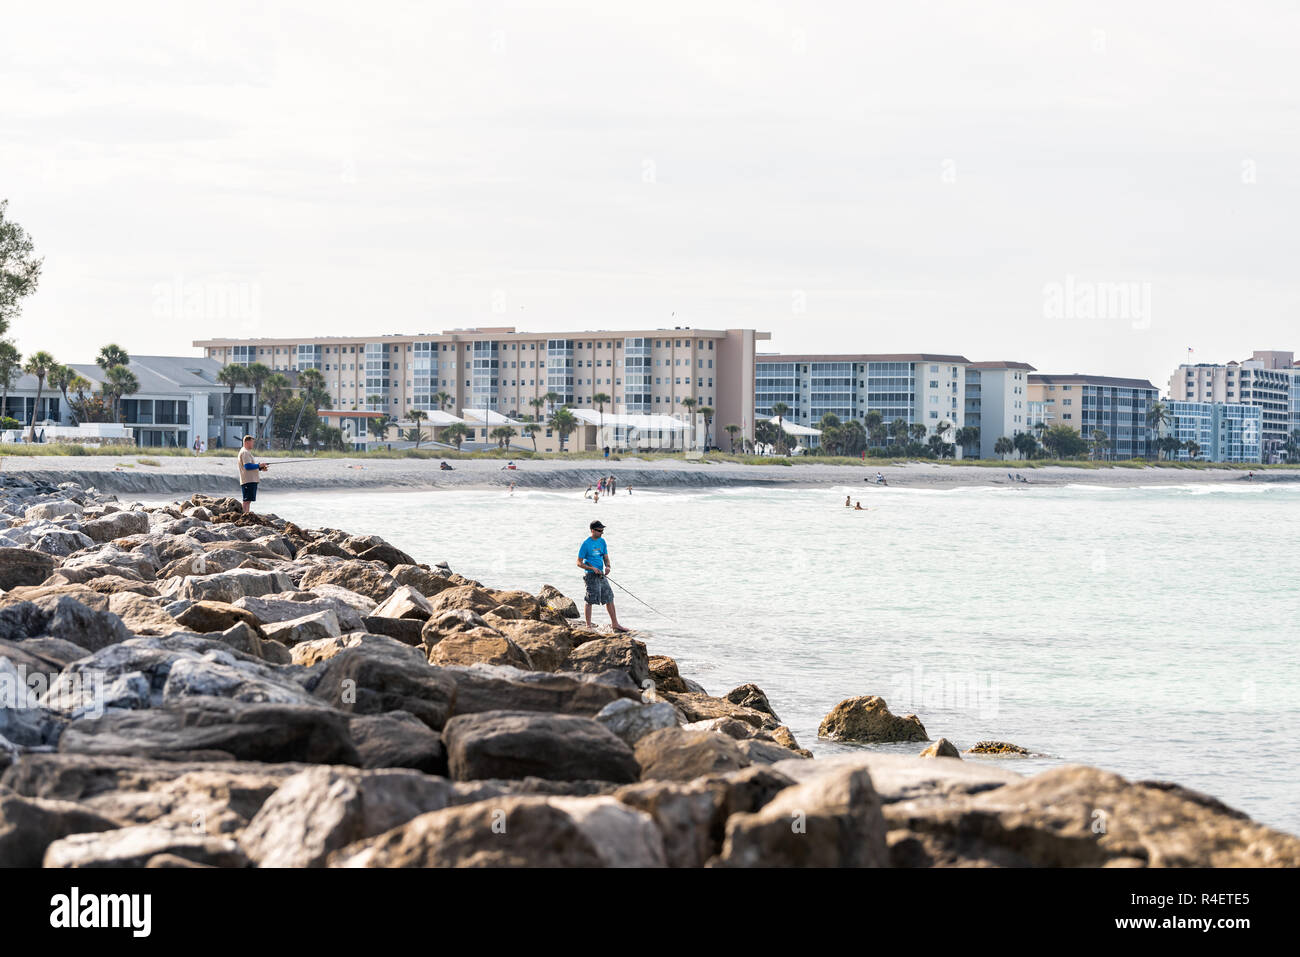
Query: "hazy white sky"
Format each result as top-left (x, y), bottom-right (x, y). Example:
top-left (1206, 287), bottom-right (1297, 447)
top-left (4, 0), bottom-right (1298, 386)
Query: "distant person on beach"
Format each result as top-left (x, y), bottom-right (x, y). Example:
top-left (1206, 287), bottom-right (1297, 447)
top-left (845, 495), bottom-right (852, 507)
top-left (584, 486), bottom-right (593, 499)
top-left (608, 475), bottom-right (616, 495)
top-left (237, 435), bottom-right (268, 514)
top-left (440, 461), bottom-right (453, 470)
top-left (854, 501), bottom-right (864, 510)
top-left (508, 482), bottom-right (515, 495)
top-left (577, 519), bottom-right (629, 632)
top-left (604, 445), bottom-right (610, 459)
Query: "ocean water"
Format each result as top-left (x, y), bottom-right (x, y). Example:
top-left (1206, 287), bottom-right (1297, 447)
top-left (250, 481), bottom-right (1300, 835)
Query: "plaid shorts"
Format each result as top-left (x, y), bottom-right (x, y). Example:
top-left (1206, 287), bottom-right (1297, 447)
top-left (584, 572), bottom-right (613, 605)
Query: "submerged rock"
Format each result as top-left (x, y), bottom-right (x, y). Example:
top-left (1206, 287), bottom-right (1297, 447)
top-left (818, 695), bottom-right (928, 743)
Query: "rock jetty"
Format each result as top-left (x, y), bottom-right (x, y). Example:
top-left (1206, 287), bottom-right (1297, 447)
top-left (0, 475), bottom-right (1297, 867)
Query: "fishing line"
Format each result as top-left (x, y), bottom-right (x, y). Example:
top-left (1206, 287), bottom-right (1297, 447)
top-left (603, 573), bottom-right (674, 621)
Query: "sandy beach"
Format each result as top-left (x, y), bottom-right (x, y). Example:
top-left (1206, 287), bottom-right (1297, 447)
top-left (1, 453), bottom-right (1292, 497)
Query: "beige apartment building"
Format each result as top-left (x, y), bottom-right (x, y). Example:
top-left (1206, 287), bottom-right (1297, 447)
top-left (194, 326), bottom-right (768, 450)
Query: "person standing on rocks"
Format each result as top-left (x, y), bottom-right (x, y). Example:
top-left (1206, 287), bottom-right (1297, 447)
top-left (238, 435), bottom-right (268, 514)
top-left (577, 519), bottom-right (629, 633)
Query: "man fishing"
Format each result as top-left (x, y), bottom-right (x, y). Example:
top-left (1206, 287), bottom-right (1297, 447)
top-left (238, 434), bottom-right (268, 513)
top-left (577, 519), bottom-right (630, 633)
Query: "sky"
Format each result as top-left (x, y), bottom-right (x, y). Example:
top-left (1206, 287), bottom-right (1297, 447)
top-left (3, 0), bottom-right (1298, 389)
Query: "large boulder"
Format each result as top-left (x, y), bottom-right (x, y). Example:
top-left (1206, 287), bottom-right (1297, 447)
top-left (0, 790), bottom-right (122, 867)
top-left (662, 691), bottom-right (779, 732)
top-left (566, 636), bottom-right (650, 686)
top-left (349, 712), bottom-right (446, 773)
top-left (426, 585), bottom-right (499, 617)
top-left (442, 710), bottom-right (640, 783)
top-left (0, 596), bottom-right (130, 652)
top-left (594, 698), bottom-right (680, 747)
top-left (31, 529), bottom-right (95, 558)
top-left (884, 764), bottom-right (1300, 868)
top-left (80, 510), bottom-right (151, 543)
top-left (261, 609), bottom-right (341, 646)
top-left (329, 794), bottom-right (665, 867)
top-left (0, 547), bottom-right (56, 591)
top-left (391, 564), bottom-right (456, 598)
top-left (24, 501), bottom-right (83, 522)
top-left (179, 570), bottom-right (294, 605)
top-left (298, 562), bottom-right (396, 604)
top-left (370, 585), bottom-right (435, 622)
top-left (634, 727), bottom-right (748, 782)
top-left (718, 765), bottom-right (889, 867)
top-left (647, 655), bottom-right (688, 693)
top-left (238, 765), bottom-right (486, 867)
top-left (308, 643), bottom-right (456, 730)
top-left (44, 825), bottom-right (249, 868)
top-left (174, 601), bottom-right (264, 636)
top-left (425, 629), bottom-right (532, 670)
top-left (488, 619), bottom-right (574, 672)
top-left (818, 695), bottom-right (928, 743)
top-left (725, 683), bottom-right (781, 722)
top-left (57, 697), bottom-right (361, 766)
top-left (441, 663), bottom-right (639, 719)
top-left (234, 593), bottom-right (366, 633)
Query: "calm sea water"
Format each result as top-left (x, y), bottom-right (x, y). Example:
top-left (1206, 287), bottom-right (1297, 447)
top-left (252, 481), bottom-right (1300, 835)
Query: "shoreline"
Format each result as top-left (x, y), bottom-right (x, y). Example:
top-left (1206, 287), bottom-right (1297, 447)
top-left (3, 455), bottom-right (1292, 498)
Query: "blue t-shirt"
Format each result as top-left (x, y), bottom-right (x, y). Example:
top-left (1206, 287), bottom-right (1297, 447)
top-left (578, 536), bottom-right (608, 576)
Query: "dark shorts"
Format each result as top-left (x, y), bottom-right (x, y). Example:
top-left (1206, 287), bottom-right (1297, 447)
top-left (584, 572), bottom-right (613, 606)
top-left (241, 482), bottom-right (259, 502)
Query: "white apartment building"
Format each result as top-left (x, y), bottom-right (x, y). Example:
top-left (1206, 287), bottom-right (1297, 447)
top-left (965, 361), bottom-right (1035, 459)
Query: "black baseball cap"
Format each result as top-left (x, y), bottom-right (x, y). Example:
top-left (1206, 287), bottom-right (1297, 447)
top-left (590, 520), bottom-right (605, 530)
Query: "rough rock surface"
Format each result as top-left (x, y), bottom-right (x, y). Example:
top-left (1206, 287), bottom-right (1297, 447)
top-left (818, 695), bottom-right (929, 743)
top-left (442, 710), bottom-right (641, 783)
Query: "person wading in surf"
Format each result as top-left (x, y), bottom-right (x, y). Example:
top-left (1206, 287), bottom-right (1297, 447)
top-left (577, 519), bottom-right (629, 632)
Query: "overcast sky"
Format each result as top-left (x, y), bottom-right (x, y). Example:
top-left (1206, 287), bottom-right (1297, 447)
top-left (4, 1), bottom-right (1298, 388)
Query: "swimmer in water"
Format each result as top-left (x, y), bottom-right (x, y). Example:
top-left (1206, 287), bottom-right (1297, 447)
top-left (854, 501), bottom-right (864, 510)
top-left (845, 495), bottom-right (852, 507)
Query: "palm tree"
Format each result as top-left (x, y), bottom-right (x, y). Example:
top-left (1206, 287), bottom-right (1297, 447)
top-left (699, 406), bottom-right (715, 450)
top-left (770, 401), bottom-right (790, 455)
top-left (408, 409), bottom-right (428, 449)
top-left (95, 344), bottom-right (129, 374)
top-left (217, 364), bottom-right (249, 442)
top-left (1186, 440), bottom-right (1202, 460)
top-left (724, 423), bottom-right (740, 454)
top-left (490, 425), bottom-right (517, 450)
top-left (909, 422), bottom-right (927, 444)
top-left (889, 418), bottom-right (909, 447)
top-left (243, 362), bottom-right (272, 446)
top-left (22, 351), bottom-right (56, 441)
top-left (297, 368), bottom-right (330, 409)
top-left (1091, 429), bottom-right (1110, 461)
top-left (435, 390), bottom-right (452, 413)
top-left (443, 422), bottom-right (469, 450)
top-left (104, 364), bottom-right (139, 424)
top-left (64, 372), bottom-right (92, 425)
top-left (864, 410), bottom-right (883, 445)
top-left (523, 421), bottom-right (540, 452)
top-left (0, 340), bottom-right (21, 422)
top-left (544, 390), bottom-right (560, 413)
top-left (529, 396), bottom-right (545, 421)
top-left (1146, 400), bottom-right (1172, 460)
top-left (48, 364), bottom-right (75, 425)
top-left (261, 372), bottom-right (291, 444)
top-left (549, 406), bottom-right (577, 452)
top-left (681, 397), bottom-right (698, 449)
top-left (994, 436), bottom-right (1014, 460)
top-left (593, 392), bottom-right (610, 446)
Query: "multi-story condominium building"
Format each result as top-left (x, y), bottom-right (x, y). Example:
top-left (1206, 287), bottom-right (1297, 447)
top-left (4, 356), bottom-right (255, 448)
top-left (1168, 351), bottom-right (1299, 460)
top-left (754, 354), bottom-right (970, 445)
top-left (965, 361), bottom-right (1035, 459)
top-left (1166, 401), bottom-right (1263, 463)
top-left (1027, 374), bottom-right (1159, 459)
top-left (196, 327), bottom-right (767, 448)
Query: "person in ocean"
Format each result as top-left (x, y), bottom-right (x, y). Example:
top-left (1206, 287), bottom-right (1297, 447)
top-left (845, 495), bottom-right (852, 507)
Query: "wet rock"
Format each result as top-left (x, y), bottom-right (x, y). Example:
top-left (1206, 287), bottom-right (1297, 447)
top-left (964, 740), bottom-right (1029, 756)
top-left (329, 794), bottom-right (665, 868)
top-left (44, 824), bottom-right (249, 868)
top-left (442, 710), bottom-right (640, 783)
top-left (725, 683), bottom-right (781, 723)
top-left (818, 695), bottom-right (928, 743)
top-left (718, 765), bottom-right (889, 867)
top-left (921, 738), bottom-right (962, 759)
top-left (634, 727), bottom-right (748, 782)
top-left (738, 738), bottom-right (811, 766)
top-left (647, 655), bottom-right (688, 693)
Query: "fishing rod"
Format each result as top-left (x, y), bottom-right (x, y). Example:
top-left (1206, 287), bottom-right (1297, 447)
top-left (603, 573), bottom-right (674, 621)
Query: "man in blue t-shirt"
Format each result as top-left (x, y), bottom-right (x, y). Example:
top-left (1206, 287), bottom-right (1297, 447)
top-left (576, 520), bottom-right (630, 632)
